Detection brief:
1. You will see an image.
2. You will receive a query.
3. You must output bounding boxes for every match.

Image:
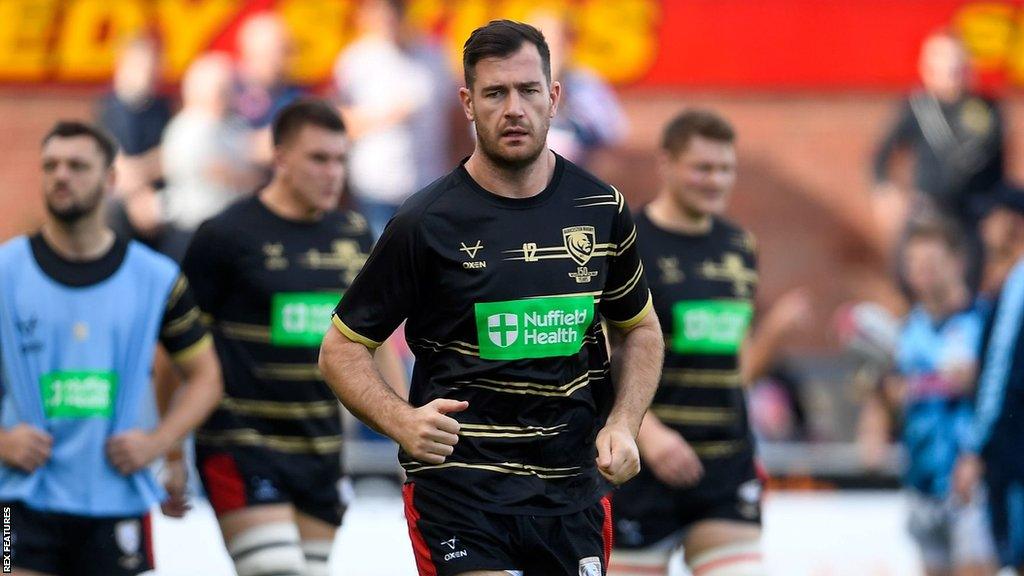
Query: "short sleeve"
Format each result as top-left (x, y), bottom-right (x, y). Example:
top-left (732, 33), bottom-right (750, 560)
top-left (332, 210), bottom-right (423, 348)
top-left (159, 274), bottom-right (212, 362)
top-left (599, 189), bottom-right (653, 330)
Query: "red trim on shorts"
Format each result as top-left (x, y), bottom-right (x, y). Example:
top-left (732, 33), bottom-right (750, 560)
top-left (606, 564), bottom-right (666, 575)
top-left (601, 494), bottom-right (613, 569)
top-left (201, 452), bottom-right (248, 515)
top-left (692, 552), bottom-right (762, 576)
top-left (142, 513), bottom-right (155, 569)
top-left (402, 484), bottom-right (438, 576)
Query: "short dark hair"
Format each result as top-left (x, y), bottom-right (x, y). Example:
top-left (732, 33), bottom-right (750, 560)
top-left (462, 19), bottom-right (550, 88)
top-left (271, 98), bottom-right (346, 147)
top-left (41, 121), bottom-right (118, 167)
top-left (904, 216), bottom-right (965, 254)
top-left (661, 109), bottom-right (736, 156)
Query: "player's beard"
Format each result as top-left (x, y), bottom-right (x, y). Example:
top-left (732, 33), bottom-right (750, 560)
top-left (45, 182), bottom-right (105, 225)
top-left (477, 122), bottom-right (548, 171)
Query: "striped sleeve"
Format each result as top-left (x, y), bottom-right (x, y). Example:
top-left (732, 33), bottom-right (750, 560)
top-left (963, 261), bottom-right (1024, 454)
top-left (599, 189), bottom-right (652, 329)
top-left (159, 273), bottom-right (212, 362)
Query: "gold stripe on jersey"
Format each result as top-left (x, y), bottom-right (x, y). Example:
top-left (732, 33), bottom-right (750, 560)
top-left (218, 321), bottom-right (271, 343)
top-left (690, 440), bottom-right (747, 458)
top-left (166, 276), bottom-right (188, 310)
top-left (252, 362), bottom-right (322, 381)
top-left (170, 333), bottom-right (213, 363)
top-left (606, 292), bottom-right (653, 330)
top-left (604, 261), bottom-right (645, 301)
top-left (614, 225), bottom-right (638, 256)
top-left (612, 186), bottom-right (626, 213)
top-left (662, 368), bottom-right (743, 388)
top-left (408, 337), bottom-right (480, 357)
top-left (162, 306), bottom-right (202, 338)
top-left (651, 405), bottom-right (738, 426)
top-left (220, 397), bottom-right (340, 419)
top-left (196, 429), bottom-right (342, 455)
top-left (402, 460), bottom-right (582, 479)
top-left (502, 244), bottom-right (617, 262)
top-left (459, 423), bottom-right (568, 438)
top-left (332, 314), bottom-right (382, 349)
top-left (458, 370), bottom-right (602, 398)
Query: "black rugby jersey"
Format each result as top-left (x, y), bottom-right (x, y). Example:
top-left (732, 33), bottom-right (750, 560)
top-left (183, 196), bottom-right (373, 457)
top-left (333, 154), bottom-right (652, 515)
top-left (634, 210), bottom-right (758, 462)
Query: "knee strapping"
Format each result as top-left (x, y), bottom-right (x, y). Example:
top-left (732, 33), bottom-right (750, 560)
top-left (228, 522), bottom-right (305, 576)
top-left (301, 539), bottom-right (332, 576)
top-left (687, 541), bottom-right (764, 576)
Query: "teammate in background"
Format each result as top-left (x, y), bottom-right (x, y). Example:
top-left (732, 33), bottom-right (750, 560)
top-left (0, 121), bottom-right (222, 575)
top-left (610, 110), bottom-right (765, 576)
top-left (183, 99), bottom-right (403, 576)
top-left (954, 185), bottom-right (1024, 573)
top-left (858, 219), bottom-right (995, 576)
top-left (320, 20), bottom-right (663, 576)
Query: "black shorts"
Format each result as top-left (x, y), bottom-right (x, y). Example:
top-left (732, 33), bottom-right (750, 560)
top-left (402, 483), bottom-right (613, 576)
top-left (985, 468), bottom-right (1024, 567)
top-left (2, 500), bottom-right (154, 576)
top-left (195, 444), bottom-right (346, 526)
top-left (612, 452), bottom-right (764, 549)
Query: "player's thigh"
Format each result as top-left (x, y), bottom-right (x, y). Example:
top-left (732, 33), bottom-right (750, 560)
top-left (682, 519), bottom-right (761, 561)
top-left (218, 503), bottom-right (295, 543)
top-left (294, 509), bottom-right (337, 542)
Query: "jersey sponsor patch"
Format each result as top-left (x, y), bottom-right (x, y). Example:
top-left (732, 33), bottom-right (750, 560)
top-left (270, 292), bottom-right (341, 347)
top-left (474, 296), bottom-right (594, 360)
top-left (672, 300), bottom-right (753, 354)
top-left (40, 370), bottom-right (118, 418)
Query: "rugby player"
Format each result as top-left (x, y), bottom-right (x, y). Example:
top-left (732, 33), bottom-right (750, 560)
top-left (320, 20), bottom-right (663, 576)
top-left (0, 120), bottom-right (222, 575)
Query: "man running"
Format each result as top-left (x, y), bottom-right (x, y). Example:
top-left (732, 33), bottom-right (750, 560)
top-left (610, 110), bottom-right (765, 576)
top-left (183, 99), bottom-right (398, 576)
top-left (320, 20), bottom-right (663, 576)
top-left (0, 120), bottom-right (222, 576)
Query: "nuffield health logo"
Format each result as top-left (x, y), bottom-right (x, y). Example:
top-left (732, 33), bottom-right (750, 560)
top-left (475, 296), bottom-right (594, 360)
top-left (487, 313), bottom-right (519, 347)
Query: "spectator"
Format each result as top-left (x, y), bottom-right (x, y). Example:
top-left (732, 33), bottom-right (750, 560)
top-left (97, 36), bottom-right (175, 251)
top-left (528, 8), bottom-right (628, 167)
top-left (872, 31), bottom-right (1004, 287)
top-left (858, 218), bottom-right (996, 576)
top-left (233, 12), bottom-right (304, 166)
top-left (161, 53), bottom-right (258, 232)
top-left (333, 0), bottom-right (432, 237)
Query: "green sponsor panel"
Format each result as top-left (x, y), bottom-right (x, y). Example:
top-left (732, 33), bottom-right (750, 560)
top-left (672, 300), bottom-right (753, 354)
top-left (40, 371), bottom-right (118, 419)
top-left (270, 292), bottom-right (341, 347)
top-left (475, 296), bottom-right (594, 360)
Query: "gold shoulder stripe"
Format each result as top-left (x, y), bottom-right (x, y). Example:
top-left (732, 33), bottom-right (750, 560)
top-left (170, 333), bottom-right (213, 363)
top-left (611, 185), bottom-right (625, 213)
top-left (162, 306), bottom-right (202, 338)
top-left (605, 292), bottom-right (653, 331)
top-left (166, 276), bottom-right (188, 310)
top-left (604, 261), bottom-right (645, 301)
top-left (614, 225), bottom-right (638, 256)
top-left (331, 314), bottom-right (382, 349)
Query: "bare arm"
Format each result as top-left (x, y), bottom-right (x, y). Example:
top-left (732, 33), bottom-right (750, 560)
top-left (107, 342), bottom-right (223, 475)
top-left (597, 310), bottom-right (664, 484)
top-left (373, 334), bottom-right (409, 400)
top-left (319, 328), bottom-right (464, 464)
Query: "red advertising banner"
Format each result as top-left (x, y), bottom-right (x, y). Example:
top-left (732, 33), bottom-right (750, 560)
top-left (0, 0), bottom-right (1021, 90)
